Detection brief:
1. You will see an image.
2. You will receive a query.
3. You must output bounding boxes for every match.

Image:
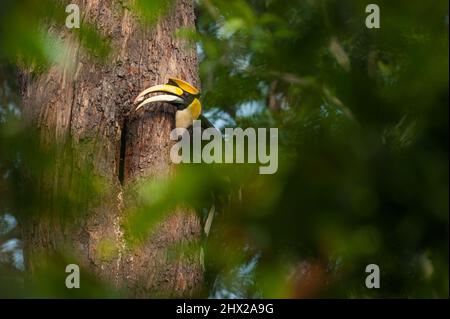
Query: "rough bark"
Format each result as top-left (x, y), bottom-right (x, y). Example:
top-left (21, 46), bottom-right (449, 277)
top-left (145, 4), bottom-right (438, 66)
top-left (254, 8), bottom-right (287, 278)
top-left (21, 0), bottom-right (202, 297)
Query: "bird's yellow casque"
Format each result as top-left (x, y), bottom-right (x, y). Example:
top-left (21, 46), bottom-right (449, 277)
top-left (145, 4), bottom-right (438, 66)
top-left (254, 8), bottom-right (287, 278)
top-left (134, 77), bottom-right (210, 129)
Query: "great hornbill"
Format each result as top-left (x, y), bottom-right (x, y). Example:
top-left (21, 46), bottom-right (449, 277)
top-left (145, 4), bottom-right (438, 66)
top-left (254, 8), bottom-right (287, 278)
top-left (134, 77), bottom-right (214, 129)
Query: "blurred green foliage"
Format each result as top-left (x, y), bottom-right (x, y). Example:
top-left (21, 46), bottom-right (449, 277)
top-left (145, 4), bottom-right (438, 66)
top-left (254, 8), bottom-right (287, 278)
top-left (1, 0), bottom-right (448, 298)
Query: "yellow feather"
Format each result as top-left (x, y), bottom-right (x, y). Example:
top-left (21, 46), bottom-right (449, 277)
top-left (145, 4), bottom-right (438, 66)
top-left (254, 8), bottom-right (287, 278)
top-left (187, 98), bottom-right (202, 120)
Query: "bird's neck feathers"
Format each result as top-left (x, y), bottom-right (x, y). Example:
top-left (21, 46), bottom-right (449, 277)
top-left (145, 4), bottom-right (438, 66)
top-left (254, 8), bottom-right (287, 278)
top-left (187, 98), bottom-right (201, 120)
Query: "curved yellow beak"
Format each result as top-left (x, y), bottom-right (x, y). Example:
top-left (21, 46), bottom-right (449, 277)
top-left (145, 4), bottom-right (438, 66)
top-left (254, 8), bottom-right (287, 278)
top-left (134, 84), bottom-right (185, 111)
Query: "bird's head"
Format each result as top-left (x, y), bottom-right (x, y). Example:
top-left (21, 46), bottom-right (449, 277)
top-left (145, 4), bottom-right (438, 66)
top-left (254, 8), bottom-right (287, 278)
top-left (134, 77), bottom-right (201, 115)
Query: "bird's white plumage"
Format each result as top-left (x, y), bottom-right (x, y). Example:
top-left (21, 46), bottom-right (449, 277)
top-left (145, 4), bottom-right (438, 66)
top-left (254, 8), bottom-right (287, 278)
top-left (175, 108), bottom-right (194, 128)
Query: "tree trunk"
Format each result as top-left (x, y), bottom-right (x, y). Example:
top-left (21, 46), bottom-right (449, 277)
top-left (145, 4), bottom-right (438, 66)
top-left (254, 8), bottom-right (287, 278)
top-left (20, 0), bottom-right (202, 297)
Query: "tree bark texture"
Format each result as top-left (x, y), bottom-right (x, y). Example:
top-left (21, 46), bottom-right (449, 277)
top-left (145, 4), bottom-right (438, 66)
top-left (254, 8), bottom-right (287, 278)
top-left (20, 0), bottom-right (202, 297)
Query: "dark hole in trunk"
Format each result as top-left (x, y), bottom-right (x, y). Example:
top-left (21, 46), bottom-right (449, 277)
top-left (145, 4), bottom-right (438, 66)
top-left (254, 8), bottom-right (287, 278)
top-left (118, 120), bottom-right (127, 184)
